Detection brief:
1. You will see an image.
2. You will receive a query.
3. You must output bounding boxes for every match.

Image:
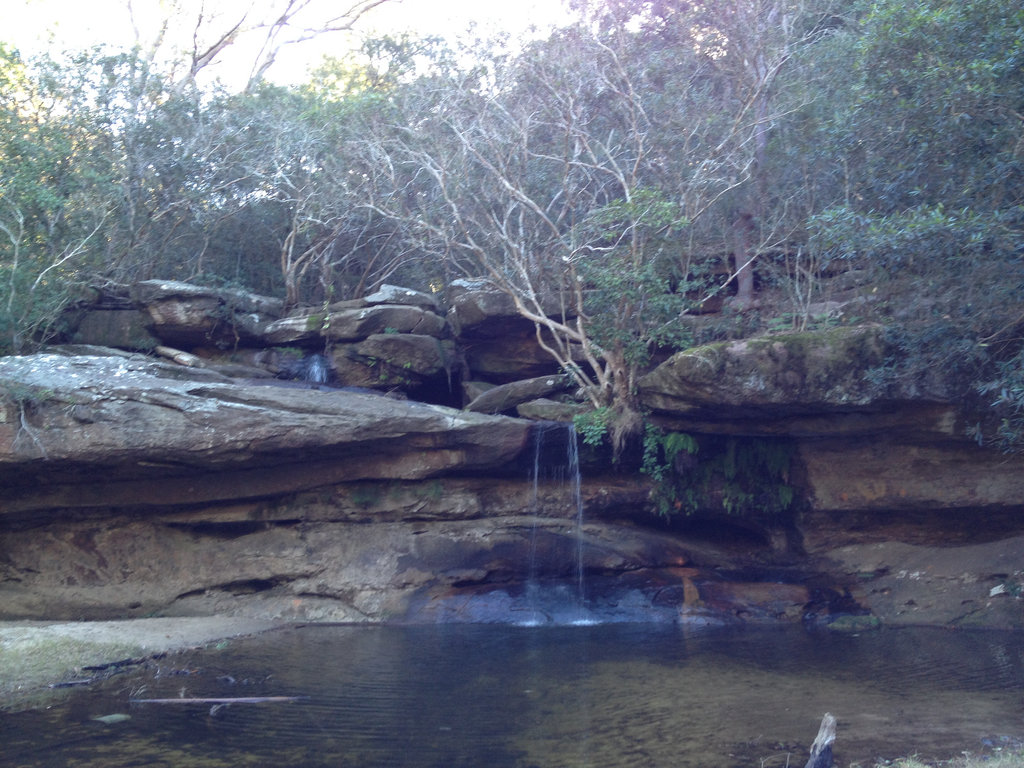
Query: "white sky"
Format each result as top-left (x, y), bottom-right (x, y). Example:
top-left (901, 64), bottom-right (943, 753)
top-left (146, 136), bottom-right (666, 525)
top-left (4, 0), bottom-right (573, 87)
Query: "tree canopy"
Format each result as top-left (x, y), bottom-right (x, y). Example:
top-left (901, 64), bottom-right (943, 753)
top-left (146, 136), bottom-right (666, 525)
top-left (2, 0), bottom-right (1022, 446)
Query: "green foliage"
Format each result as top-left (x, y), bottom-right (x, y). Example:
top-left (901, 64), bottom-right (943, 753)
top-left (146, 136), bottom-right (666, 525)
top-left (980, 351), bottom-right (1024, 451)
top-left (573, 407), bottom-right (613, 448)
top-left (1, 0), bottom-right (1022, 458)
top-left (0, 46), bottom-right (118, 352)
top-left (847, 0), bottom-right (1024, 213)
top-left (643, 428), bottom-right (796, 519)
top-left (807, 204), bottom-right (1017, 272)
top-left (641, 424), bottom-right (698, 483)
top-left (575, 188), bottom-right (698, 368)
top-left (777, 0), bottom-right (1024, 446)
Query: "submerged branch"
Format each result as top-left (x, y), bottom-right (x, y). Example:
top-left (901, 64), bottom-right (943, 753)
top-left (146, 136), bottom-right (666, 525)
top-left (130, 696), bottom-right (306, 704)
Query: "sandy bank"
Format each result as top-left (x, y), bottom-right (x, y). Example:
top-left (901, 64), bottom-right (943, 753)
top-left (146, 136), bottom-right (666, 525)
top-left (0, 617), bottom-right (283, 708)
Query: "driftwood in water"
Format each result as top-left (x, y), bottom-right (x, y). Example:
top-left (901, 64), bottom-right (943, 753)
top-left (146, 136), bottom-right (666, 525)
top-left (130, 696), bottom-right (304, 705)
top-left (804, 713), bottom-right (837, 768)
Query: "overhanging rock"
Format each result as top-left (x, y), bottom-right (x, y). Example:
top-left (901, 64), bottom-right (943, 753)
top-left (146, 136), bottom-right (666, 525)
top-left (0, 353), bottom-right (530, 514)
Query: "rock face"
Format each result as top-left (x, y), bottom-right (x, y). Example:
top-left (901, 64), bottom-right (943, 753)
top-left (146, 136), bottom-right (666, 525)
top-left (70, 281), bottom-right (461, 404)
top-left (129, 279), bottom-right (284, 348)
top-left (637, 326), bottom-right (1024, 628)
top-left (642, 325), bottom-right (917, 418)
top-left (446, 281), bottom-right (569, 383)
top-left (0, 354), bottom-right (527, 514)
top-left (637, 326), bottom-right (1024, 514)
top-left (5, 283), bottom-right (1024, 629)
top-left (0, 352), bottom-right (824, 625)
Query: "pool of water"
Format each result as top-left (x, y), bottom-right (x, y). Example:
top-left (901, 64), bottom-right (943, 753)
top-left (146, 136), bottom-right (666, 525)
top-left (2, 624), bottom-right (1022, 767)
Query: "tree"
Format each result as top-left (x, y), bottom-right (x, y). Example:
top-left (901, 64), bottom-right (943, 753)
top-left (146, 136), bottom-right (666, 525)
top-left (574, 1), bottom-right (844, 309)
top-left (361, 23), bottom-right (770, 450)
top-left (763, 0), bottom-right (1024, 442)
top-left (125, 0), bottom-right (394, 91)
top-left (0, 46), bottom-right (116, 352)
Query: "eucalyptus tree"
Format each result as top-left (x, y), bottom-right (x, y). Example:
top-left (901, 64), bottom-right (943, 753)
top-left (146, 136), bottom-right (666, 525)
top-left (0, 45), bottom-right (120, 352)
top-left (573, 0), bottom-right (844, 308)
top-left (125, 0), bottom-right (394, 91)
top-left (359, 23), bottom-right (774, 450)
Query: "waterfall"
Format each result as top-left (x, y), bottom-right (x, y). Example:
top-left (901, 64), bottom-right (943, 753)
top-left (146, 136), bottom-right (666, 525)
top-left (301, 353), bottom-right (330, 384)
top-left (566, 422), bottom-right (585, 603)
top-left (525, 421), bottom-right (588, 623)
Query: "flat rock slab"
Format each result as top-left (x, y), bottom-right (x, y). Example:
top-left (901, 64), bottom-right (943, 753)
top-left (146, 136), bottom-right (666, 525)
top-left (0, 354), bottom-right (530, 513)
top-left (820, 535), bottom-right (1024, 629)
top-left (0, 617), bottom-right (281, 705)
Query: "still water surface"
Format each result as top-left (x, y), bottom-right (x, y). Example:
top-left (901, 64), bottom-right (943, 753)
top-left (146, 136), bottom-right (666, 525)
top-left (3, 624), bottom-right (1023, 767)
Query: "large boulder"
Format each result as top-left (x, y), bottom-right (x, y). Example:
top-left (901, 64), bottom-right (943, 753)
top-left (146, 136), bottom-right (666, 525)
top-left (639, 325), bottom-right (895, 416)
top-left (262, 304), bottom-right (448, 346)
top-left (329, 334), bottom-right (458, 397)
top-left (446, 282), bottom-right (573, 382)
top-left (637, 325), bottom-right (962, 438)
top-left (463, 329), bottom-right (566, 382)
top-left (446, 280), bottom-right (527, 338)
top-left (636, 324), bottom-right (1024, 518)
top-left (0, 353), bottom-right (529, 514)
top-left (465, 374), bottom-right (572, 414)
top-left (130, 280), bottom-right (283, 348)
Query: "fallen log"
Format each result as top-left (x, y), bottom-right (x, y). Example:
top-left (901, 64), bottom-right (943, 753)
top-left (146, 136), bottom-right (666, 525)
top-left (804, 713), bottom-right (837, 768)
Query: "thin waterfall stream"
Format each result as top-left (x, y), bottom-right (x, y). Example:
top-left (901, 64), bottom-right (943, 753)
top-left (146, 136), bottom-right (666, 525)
top-left (566, 421), bottom-right (586, 605)
top-left (527, 421), bottom-right (589, 623)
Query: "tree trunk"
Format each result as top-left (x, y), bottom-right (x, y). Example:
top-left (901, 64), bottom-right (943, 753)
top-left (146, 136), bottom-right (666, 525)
top-left (804, 713), bottom-right (837, 768)
top-left (732, 211), bottom-right (757, 308)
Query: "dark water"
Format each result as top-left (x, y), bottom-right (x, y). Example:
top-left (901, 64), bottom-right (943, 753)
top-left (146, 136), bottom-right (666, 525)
top-left (3, 624), bottom-right (1023, 767)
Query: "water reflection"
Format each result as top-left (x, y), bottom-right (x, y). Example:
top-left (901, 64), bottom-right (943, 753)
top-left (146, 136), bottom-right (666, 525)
top-left (2, 625), bottom-right (1022, 767)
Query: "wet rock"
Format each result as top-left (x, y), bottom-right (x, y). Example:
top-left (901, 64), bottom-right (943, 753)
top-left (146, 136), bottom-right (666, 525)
top-left (274, 351), bottom-right (331, 383)
top-left (0, 513), bottom-right (695, 623)
top-left (515, 398), bottom-right (589, 422)
top-left (697, 581), bottom-right (811, 621)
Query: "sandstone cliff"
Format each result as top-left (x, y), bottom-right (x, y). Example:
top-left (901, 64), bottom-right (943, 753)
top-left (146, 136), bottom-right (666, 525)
top-left (1, 282), bottom-right (1022, 629)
